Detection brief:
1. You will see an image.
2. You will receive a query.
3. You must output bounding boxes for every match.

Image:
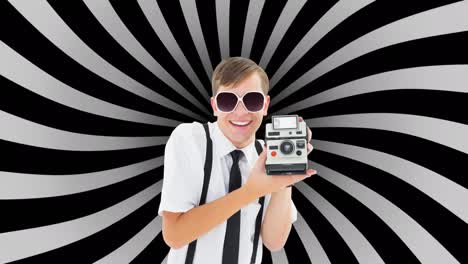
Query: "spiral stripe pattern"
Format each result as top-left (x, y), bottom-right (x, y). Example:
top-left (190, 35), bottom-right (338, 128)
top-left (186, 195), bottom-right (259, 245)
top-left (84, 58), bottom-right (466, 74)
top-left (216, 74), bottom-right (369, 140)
top-left (1, 0), bottom-right (467, 263)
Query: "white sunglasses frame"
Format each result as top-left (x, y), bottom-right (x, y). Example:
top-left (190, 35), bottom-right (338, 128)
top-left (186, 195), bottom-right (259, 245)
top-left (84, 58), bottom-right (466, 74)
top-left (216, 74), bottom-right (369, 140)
top-left (214, 91), bottom-right (266, 113)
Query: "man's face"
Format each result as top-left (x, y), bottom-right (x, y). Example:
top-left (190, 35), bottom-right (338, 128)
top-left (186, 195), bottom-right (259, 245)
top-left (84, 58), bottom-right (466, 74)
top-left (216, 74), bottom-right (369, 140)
top-left (210, 73), bottom-right (270, 148)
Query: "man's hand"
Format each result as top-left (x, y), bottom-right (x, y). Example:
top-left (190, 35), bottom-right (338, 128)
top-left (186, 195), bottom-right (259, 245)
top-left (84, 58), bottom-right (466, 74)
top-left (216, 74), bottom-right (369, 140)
top-left (245, 115), bottom-right (315, 198)
top-left (244, 145), bottom-right (316, 198)
top-left (298, 116), bottom-right (313, 155)
top-left (260, 116), bottom-right (314, 251)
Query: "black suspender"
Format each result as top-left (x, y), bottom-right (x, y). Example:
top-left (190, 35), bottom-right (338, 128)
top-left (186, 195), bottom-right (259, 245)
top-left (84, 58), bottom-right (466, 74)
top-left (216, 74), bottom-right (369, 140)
top-left (185, 123), bottom-right (265, 264)
top-left (251, 141), bottom-right (265, 264)
top-left (185, 123), bottom-right (213, 264)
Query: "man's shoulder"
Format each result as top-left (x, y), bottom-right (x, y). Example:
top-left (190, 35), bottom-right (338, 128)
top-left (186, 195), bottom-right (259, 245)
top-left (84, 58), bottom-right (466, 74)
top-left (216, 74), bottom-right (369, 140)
top-left (168, 122), bottom-right (209, 174)
top-left (168, 121), bottom-right (208, 155)
top-left (171, 121), bottom-right (206, 140)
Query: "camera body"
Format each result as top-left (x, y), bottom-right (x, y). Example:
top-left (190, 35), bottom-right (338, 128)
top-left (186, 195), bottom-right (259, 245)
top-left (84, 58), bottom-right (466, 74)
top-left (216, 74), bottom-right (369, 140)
top-left (265, 115), bottom-right (309, 175)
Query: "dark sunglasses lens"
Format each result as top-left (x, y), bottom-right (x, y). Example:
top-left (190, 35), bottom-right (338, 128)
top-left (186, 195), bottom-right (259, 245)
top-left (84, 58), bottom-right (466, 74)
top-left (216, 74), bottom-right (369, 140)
top-left (243, 92), bottom-right (264, 112)
top-left (216, 93), bottom-right (238, 112)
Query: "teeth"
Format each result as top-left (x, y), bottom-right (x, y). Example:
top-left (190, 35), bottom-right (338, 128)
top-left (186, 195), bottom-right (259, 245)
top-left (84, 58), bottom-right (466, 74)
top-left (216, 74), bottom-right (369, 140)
top-left (231, 121), bottom-right (250, 126)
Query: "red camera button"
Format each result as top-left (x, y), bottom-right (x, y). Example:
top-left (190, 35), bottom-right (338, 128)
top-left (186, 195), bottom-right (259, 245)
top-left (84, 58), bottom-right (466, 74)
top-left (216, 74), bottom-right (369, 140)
top-left (271, 151), bottom-right (277, 157)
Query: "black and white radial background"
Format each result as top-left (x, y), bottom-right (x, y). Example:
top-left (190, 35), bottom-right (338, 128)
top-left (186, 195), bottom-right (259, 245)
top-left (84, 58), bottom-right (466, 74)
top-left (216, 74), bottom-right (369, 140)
top-left (1, 0), bottom-right (467, 263)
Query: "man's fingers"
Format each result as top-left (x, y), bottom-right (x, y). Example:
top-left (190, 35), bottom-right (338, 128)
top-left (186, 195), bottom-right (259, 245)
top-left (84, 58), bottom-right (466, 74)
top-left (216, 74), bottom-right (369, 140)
top-left (288, 175), bottom-right (308, 186)
top-left (258, 145), bottom-right (267, 162)
top-left (307, 143), bottom-right (313, 154)
top-left (299, 116), bottom-right (312, 143)
top-left (287, 169), bottom-right (317, 182)
top-left (254, 145), bottom-right (268, 171)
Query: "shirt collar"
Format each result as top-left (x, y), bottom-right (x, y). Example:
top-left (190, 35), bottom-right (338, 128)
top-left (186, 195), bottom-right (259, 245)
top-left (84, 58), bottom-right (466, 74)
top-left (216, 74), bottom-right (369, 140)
top-left (211, 121), bottom-right (258, 165)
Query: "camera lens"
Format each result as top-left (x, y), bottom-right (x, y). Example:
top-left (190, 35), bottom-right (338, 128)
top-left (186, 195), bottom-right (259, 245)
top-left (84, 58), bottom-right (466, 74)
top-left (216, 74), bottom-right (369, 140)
top-left (280, 140), bottom-right (294, 154)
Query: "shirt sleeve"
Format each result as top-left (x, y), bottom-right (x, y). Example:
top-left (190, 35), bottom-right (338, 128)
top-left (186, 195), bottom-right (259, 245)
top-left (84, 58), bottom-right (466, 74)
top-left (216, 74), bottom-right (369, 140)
top-left (158, 124), bottom-right (203, 216)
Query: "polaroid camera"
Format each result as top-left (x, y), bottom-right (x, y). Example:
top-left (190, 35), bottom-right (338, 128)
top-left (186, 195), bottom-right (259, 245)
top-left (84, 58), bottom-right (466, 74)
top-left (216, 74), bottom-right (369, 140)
top-left (265, 115), bottom-right (309, 175)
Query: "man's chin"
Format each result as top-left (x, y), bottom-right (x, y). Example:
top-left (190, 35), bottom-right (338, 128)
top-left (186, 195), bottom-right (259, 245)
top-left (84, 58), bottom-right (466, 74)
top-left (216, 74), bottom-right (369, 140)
top-left (230, 134), bottom-right (256, 148)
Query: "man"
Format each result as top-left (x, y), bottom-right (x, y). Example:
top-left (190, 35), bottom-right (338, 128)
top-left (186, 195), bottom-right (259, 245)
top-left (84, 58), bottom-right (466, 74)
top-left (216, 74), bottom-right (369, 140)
top-left (158, 57), bottom-right (316, 263)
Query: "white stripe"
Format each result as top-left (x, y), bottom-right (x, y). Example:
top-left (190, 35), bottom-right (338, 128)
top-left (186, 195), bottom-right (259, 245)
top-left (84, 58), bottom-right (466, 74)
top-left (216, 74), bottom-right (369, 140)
top-left (313, 139), bottom-right (468, 223)
top-left (296, 182), bottom-right (385, 264)
top-left (241, 0), bottom-right (265, 58)
top-left (179, 0), bottom-right (214, 80)
top-left (0, 180), bottom-right (163, 263)
top-left (270, 0), bottom-right (375, 88)
top-left (258, 0), bottom-right (307, 69)
top-left (274, 65), bottom-right (468, 115)
top-left (9, 0), bottom-right (206, 121)
top-left (307, 114), bottom-right (468, 155)
top-left (95, 216), bottom-right (162, 264)
top-left (271, 248), bottom-right (289, 264)
top-left (271, 1), bottom-right (468, 106)
top-left (161, 254), bottom-right (168, 264)
top-left (0, 42), bottom-right (180, 127)
top-left (0, 110), bottom-right (168, 151)
top-left (312, 161), bottom-right (460, 264)
top-left (0, 157), bottom-right (164, 199)
top-left (83, 0), bottom-right (209, 114)
top-left (293, 212), bottom-right (331, 264)
top-left (137, 0), bottom-right (210, 103)
top-left (216, 0), bottom-right (230, 59)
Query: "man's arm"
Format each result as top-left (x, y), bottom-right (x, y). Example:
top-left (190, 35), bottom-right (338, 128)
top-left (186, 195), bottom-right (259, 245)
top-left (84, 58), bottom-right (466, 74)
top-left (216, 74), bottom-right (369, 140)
top-left (261, 118), bottom-right (313, 251)
top-left (162, 185), bottom-right (257, 249)
top-left (162, 138), bottom-right (315, 250)
top-left (260, 187), bottom-right (294, 251)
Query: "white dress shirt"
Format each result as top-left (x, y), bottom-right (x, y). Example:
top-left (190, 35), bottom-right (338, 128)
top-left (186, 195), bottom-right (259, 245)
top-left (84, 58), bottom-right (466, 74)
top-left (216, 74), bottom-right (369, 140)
top-left (158, 121), bottom-right (297, 264)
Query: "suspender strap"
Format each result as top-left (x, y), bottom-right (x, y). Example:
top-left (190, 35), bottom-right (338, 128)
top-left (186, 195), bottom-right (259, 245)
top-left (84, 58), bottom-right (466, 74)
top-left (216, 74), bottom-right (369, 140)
top-left (185, 123), bottom-right (212, 264)
top-left (185, 124), bottom-right (265, 264)
top-left (251, 140), bottom-right (265, 264)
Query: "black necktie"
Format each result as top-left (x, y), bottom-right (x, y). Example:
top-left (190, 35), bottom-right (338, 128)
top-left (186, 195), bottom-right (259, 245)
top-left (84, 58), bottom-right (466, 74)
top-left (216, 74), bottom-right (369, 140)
top-left (222, 150), bottom-right (243, 264)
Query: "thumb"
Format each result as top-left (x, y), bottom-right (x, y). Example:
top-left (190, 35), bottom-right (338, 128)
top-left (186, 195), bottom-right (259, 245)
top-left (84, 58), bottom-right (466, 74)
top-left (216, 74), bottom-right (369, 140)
top-left (257, 144), bottom-right (267, 164)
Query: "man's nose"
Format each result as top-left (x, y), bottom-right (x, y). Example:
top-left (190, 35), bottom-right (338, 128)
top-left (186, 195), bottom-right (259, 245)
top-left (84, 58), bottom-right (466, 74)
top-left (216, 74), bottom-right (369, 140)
top-left (233, 100), bottom-right (249, 114)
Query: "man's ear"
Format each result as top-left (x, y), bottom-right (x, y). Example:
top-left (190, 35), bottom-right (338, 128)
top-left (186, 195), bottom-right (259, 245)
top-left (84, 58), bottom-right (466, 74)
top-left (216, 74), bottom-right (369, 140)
top-left (263, 95), bottom-right (270, 116)
top-left (210, 97), bottom-right (218, 116)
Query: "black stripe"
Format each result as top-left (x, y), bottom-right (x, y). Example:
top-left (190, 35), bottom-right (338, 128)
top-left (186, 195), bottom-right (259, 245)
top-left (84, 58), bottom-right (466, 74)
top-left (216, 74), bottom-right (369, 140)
top-left (109, 0), bottom-right (211, 112)
top-left (261, 245), bottom-right (272, 264)
top-left (0, 140), bottom-right (164, 174)
top-left (310, 176), bottom-right (421, 263)
top-left (0, 76), bottom-right (174, 137)
top-left (1, 1), bottom-right (196, 123)
top-left (249, 0), bottom-right (288, 63)
top-left (283, 225), bottom-right (312, 264)
top-left (195, 0), bottom-right (222, 67)
top-left (229, 0), bottom-right (250, 57)
top-left (47, 0), bottom-right (206, 119)
top-left (271, 31), bottom-right (468, 112)
top-left (312, 127), bottom-right (468, 190)
top-left (131, 232), bottom-right (169, 263)
top-left (312, 149), bottom-right (468, 263)
top-left (293, 182), bottom-right (359, 264)
top-left (10, 194), bottom-right (162, 263)
top-left (296, 89), bottom-right (468, 125)
top-left (265, 0), bottom-right (339, 76)
top-left (154, 0), bottom-right (213, 96)
top-left (270, 0), bottom-right (462, 96)
top-left (1, 166), bottom-right (162, 233)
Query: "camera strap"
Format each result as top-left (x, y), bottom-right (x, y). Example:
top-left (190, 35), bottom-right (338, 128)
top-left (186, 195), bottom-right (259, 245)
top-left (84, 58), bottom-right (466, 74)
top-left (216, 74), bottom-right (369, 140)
top-left (185, 123), bottom-right (265, 264)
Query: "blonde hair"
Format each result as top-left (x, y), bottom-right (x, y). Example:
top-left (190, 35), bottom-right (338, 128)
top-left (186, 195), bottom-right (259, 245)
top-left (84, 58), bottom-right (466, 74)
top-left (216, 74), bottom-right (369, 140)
top-left (211, 57), bottom-right (269, 96)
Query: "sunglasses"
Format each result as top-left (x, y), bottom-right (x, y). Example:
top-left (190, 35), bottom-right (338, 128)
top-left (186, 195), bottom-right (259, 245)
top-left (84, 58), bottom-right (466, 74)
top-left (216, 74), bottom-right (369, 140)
top-left (215, 91), bottom-right (266, 113)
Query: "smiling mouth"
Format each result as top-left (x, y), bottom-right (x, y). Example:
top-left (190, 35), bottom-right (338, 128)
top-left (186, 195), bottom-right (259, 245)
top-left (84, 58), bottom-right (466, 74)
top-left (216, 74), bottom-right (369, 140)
top-left (229, 120), bottom-right (252, 127)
